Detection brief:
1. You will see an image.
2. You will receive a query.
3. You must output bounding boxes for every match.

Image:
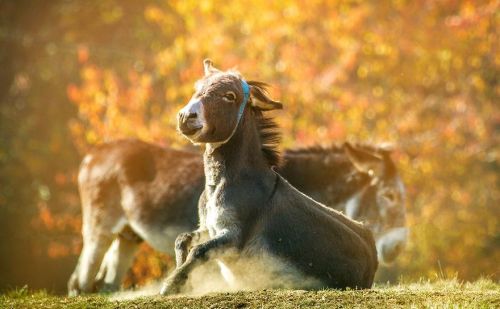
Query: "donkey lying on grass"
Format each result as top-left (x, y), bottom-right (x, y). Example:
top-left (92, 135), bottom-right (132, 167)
top-left (68, 80), bottom-right (406, 296)
top-left (160, 60), bottom-right (378, 294)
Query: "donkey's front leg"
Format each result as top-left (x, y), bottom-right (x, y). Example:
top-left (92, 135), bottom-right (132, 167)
top-left (174, 229), bottom-right (208, 268)
top-left (161, 231), bottom-right (236, 295)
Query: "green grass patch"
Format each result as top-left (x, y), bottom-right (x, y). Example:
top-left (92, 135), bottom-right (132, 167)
top-left (1, 279), bottom-right (498, 308)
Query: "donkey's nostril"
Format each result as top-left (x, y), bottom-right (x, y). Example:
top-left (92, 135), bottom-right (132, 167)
top-left (178, 111), bottom-right (202, 136)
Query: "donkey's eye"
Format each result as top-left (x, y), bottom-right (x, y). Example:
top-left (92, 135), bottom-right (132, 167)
top-left (223, 92), bottom-right (236, 102)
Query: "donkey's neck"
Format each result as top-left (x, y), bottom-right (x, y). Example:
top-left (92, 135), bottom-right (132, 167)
top-left (204, 114), bottom-right (269, 186)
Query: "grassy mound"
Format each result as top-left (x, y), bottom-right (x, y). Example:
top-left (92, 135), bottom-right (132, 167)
top-left (2, 279), bottom-right (498, 308)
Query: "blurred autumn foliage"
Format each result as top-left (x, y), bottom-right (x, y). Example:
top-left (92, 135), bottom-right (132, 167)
top-left (0, 0), bottom-right (498, 293)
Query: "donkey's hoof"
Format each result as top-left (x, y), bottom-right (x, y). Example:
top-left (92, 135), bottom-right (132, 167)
top-left (160, 281), bottom-right (181, 296)
top-left (67, 273), bottom-right (81, 296)
top-left (68, 289), bottom-right (80, 297)
top-left (99, 283), bottom-right (119, 294)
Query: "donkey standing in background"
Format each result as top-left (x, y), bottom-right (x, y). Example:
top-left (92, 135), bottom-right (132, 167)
top-left (160, 60), bottom-right (377, 294)
top-left (67, 142), bottom-right (203, 296)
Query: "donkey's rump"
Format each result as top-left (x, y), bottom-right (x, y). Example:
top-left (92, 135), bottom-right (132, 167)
top-left (259, 176), bottom-right (377, 289)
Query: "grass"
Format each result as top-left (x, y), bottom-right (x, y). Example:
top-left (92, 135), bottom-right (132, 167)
top-left (1, 279), bottom-right (498, 308)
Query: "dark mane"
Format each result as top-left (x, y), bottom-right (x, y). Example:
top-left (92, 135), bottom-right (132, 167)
top-left (351, 142), bottom-right (394, 155)
top-left (254, 110), bottom-right (282, 167)
top-left (285, 144), bottom-right (344, 156)
top-left (285, 142), bottom-right (394, 157)
top-left (248, 81), bottom-right (282, 167)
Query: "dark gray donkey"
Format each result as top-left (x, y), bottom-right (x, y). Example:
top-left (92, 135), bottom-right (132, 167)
top-left (160, 60), bottom-right (378, 294)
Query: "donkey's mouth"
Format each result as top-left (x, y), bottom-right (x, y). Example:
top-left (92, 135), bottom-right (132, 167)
top-left (180, 126), bottom-right (202, 136)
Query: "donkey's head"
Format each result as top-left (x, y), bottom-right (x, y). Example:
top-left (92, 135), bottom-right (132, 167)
top-left (344, 143), bottom-right (408, 265)
top-left (178, 59), bottom-right (282, 145)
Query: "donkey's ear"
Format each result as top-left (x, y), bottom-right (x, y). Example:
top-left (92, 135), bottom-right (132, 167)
top-left (344, 142), bottom-right (384, 177)
top-left (248, 81), bottom-right (283, 111)
top-left (203, 59), bottom-right (220, 76)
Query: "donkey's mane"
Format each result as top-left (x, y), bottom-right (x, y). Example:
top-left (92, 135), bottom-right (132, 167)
top-left (253, 110), bottom-right (281, 167)
top-left (285, 142), bottom-right (393, 157)
top-left (248, 81), bottom-right (282, 167)
top-left (285, 144), bottom-right (344, 156)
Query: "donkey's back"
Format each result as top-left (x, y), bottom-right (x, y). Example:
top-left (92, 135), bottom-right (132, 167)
top-left (79, 139), bottom-right (202, 234)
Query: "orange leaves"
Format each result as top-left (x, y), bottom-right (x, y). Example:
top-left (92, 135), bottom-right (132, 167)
top-left (68, 62), bottom-right (163, 147)
top-left (66, 84), bottom-right (80, 102)
top-left (33, 202), bottom-right (81, 233)
top-left (124, 244), bottom-right (174, 288)
top-left (77, 45), bottom-right (89, 64)
top-left (36, 202), bottom-right (55, 230)
top-left (47, 242), bottom-right (71, 259)
top-left (31, 200), bottom-right (81, 259)
top-left (144, 5), bottom-right (165, 23)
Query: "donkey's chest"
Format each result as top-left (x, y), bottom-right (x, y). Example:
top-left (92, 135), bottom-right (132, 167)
top-left (204, 186), bottom-right (238, 238)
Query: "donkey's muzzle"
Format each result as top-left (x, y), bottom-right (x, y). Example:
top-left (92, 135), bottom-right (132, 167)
top-left (376, 227), bottom-right (408, 265)
top-left (178, 112), bottom-right (202, 136)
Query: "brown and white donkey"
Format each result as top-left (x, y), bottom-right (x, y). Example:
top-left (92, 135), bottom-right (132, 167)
top-left (68, 62), bottom-right (407, 295)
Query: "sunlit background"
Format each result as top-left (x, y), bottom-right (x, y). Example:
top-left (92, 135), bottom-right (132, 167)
top-left (0, 0), bottom-right (498, 294)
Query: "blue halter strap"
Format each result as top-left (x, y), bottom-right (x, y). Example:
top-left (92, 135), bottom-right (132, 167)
top-left (238, 80), bottom-right (250, 124)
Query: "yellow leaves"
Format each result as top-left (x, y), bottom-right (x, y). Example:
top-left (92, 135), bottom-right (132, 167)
top-left (85, 130), bottom-right (98, 144)
top-left (100, 3), bottom-right (123, 24)
top-left (470, 74), bottom-right (485, 91)
top-left (372, 86), bottom-right (384, 98)
top-left (438, 49), bottom-right (452, 63)
top-left (469, 56), bottom-right (482, 68)
top-left (461, 1), bottom-right (477, 18)
top-left (199, 0), bottom-right (214, 14)
top-left (283, 3), bottom-right (300, 19)
top-left (375, 43), bottom-right (392, 57)
top-left (144, 5), bottom-right (165, 23)
top-left (357, 65), bottom-right (368, 79)
top-left (81, 65), bottom-right (99, 81)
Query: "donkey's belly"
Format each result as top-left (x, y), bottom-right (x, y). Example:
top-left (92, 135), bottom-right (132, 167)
top-left (128, 221), bottom-right (190, 255)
